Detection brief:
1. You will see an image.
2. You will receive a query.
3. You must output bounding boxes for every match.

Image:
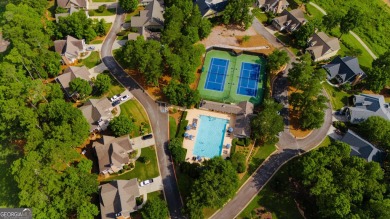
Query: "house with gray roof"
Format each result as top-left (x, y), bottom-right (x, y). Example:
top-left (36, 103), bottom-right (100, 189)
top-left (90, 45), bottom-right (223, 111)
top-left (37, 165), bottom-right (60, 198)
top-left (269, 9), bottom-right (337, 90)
top-left (195, 0), bottom-right (229, 18)
top-left (306, 32), bottom-right (340, 62)
top-left (94, 135), bottom-right (133, 174)
top-left (199, 100), bottom-right (254, 137)
top-left (80, 97), bottom-right (114, 132)
top-left (346, 94), bottom-right (390, 124)
top-left (130, 0), bottom-right (164, 38)
top-left (56, 0), bottom-right (88, 9)
top-left (55, 5), bottom-right (89, 23)
top-left (257, 0), bottom-right (289, 14)
top-left (99, 179), bottom-right (140, 219)
top-left (56, 66), bottom-right (92, 98)
top-left (54, 35), bottom-right (86, 64)
top-left (323, 56), bottom-right (365, 85)
top-left (340, 130), bottom-right (383, 163)
top-left (272, 9), bottom-right (307, 32)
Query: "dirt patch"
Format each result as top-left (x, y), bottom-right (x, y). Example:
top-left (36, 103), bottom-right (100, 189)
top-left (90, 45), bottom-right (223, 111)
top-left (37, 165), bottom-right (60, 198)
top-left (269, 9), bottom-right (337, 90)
top-left (288, 87), bottom-right (312, 138)
top-left (200, 25), bottom-right (274, 54)
top-left (169, 110), bottom-right (183, 125)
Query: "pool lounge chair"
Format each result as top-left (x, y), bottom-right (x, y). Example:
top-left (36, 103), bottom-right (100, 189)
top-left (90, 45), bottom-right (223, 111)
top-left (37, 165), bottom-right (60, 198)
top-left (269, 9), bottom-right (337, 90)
top-left (192, 118), bottom-right (198, 130)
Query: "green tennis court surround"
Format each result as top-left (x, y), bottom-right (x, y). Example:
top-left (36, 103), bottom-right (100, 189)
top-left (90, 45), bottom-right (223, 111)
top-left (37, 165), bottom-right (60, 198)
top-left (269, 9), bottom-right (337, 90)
top-left (197, 49), bottom-right (266, 105)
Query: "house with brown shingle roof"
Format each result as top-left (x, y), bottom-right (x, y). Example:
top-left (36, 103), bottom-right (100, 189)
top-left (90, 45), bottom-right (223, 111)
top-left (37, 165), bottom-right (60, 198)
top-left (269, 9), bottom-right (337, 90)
top-left (56, 0), bottom-right (88, 9)
top-left (199, 100), bottom-right (254, 137)
top-left (257, 0), bottom-right (289, 14)
top-left (99, 179), bottom-right (140, 219)
top-left (80, 97), bottom-right (114, 132)
top-left (130, 0), bottom-right (164, 38)
top-left (272, 9), bottom-right (307, 32)
top-left (94, 135), bottom-right (134, 174)
top-left (306, 32), bottom-right (340, 62)
top-left (56, 66), bottom-right (92, 98)
top-left (54, 35), bottom-right (86, 64)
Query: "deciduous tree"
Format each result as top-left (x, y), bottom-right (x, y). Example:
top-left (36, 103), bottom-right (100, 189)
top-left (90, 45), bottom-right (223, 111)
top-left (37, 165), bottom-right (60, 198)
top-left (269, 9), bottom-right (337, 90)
top-left (69, 78), bottom-right (92, 98)
top-left (340, 8), bottom-right (362, 39)
top-left (267, 49), bottom-right (290, 73)
top-left (141, 198), bottom-right (169, 219)
top-left (109, 115), bottom-right (135, 137)
top-left (223, 0), bottom-right (253, 29)
top-left (119, 0), bottom-right (138, 12)
top-left (93, 73), bottom-right (111, 95)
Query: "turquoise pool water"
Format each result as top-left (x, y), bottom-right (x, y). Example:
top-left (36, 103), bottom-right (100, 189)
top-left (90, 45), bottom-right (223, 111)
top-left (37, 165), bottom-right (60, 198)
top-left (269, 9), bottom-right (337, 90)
top-left (193, 115), bottom-right (228, 158)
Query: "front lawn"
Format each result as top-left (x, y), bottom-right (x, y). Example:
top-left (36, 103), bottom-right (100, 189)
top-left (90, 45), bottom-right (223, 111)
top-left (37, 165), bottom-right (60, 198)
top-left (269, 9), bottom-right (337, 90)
top-left (252, 8), bottom-right (268, 23)
top-left (104, 146), bottom-right (159, 181)
top-left (322, 82), bottom-right (349, 110)
top-left (274, 33), bottom-right (301, 56)
top-left (125, 7), bottom-right (143, 22)
top-left (78, 51), bottom-right (101, 68)
top-left (317, 136), bottom-right (332, 148)
top-left (120, 99), bottom-right (151, 137)
top-left (89, 39), bottom-right (103, 44)
top-left (238, 160), bottom-right (303, 219)
top-left (169, 116), bottom-right (177, 139)
top-left (92, 8), bottom-right (116, 16)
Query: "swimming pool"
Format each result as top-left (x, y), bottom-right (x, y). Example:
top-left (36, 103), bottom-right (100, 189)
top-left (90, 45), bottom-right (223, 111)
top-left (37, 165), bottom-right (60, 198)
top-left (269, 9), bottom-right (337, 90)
top-left (193, 115), bottom-right (228, 158)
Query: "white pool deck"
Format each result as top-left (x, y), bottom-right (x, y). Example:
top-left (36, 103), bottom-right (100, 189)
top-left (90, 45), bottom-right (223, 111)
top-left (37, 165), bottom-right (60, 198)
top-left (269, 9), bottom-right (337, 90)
top-left (183, 109), bottom-right (235, 162)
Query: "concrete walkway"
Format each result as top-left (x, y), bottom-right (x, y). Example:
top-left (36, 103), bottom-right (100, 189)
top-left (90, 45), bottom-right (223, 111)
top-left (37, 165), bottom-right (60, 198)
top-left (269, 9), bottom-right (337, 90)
top-left (309, 2), bottom-right (377, 59)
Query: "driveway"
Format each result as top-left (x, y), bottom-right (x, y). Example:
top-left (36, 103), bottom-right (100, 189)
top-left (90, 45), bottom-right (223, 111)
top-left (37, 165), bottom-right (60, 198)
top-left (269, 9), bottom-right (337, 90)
top-left (100, 8), bottom-right (184, 219)
top-left (131, 136), bottom-right (155, 150)
top-left (138, 176), bottom-right (164, 195)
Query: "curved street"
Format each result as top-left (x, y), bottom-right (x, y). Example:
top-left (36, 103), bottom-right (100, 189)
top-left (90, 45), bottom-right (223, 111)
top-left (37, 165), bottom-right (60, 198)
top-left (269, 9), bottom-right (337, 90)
top-left (211, 17), bottom-right (333, 218)
top-left (100, 8), bottom-right (184, 219)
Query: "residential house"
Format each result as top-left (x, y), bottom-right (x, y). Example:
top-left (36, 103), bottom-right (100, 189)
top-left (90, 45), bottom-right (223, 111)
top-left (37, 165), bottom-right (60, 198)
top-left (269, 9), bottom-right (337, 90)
top-left (346, 94), bottom-right (390, 124)
top-left (99, 179), bottom-right (140, 219)
top-left (94, 135), bottom-right (133, 174)
top-left (130, 0), bottom-right (164, 38)
top-left (306, 32), bottom-right (340, 62)
top-left (340, 130), bottom-right (383, 163)
top-left (323, 56), bottom-right (366, 85)
top-left (54, 35), bottom-right (86, 64)
top-left (80, 97), bottom-right (114, 132)
top-left (272, 9), bottom-right (307, 32)
top-left (195, 0), bottom-right (229, 18)
top-left (0, 33), bottom-right (10, 53)
top-left (56, 66), bottom-right (92, 98)
top-left (199, 100), bottom-right (254, 137)
top-left (257, 0), bottom-right (289, 14)
top-left (56, 0), bottom-right (88, 9)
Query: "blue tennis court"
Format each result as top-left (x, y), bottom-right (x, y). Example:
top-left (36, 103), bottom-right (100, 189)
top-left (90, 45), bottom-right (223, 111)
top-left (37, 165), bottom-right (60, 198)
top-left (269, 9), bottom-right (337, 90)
top-left (236, 62), bottom-right (261, 96)
top-left (204, 58), bottom-right (229, 91)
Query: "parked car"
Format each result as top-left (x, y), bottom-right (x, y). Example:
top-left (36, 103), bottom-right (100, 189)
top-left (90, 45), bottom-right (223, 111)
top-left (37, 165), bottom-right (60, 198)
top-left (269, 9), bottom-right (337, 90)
top-left (86, 46), bottom-right (95, 51)
top-left (141, 134), bottom-right (153, 140)
top-left (139, 179), bottom-right (153, 187)
top-left (112, 100), bottom-right (120, 107)
top-left (121, 95), bottom-right (130, 101)
top-left (110, 95), bottom-right (120, 102)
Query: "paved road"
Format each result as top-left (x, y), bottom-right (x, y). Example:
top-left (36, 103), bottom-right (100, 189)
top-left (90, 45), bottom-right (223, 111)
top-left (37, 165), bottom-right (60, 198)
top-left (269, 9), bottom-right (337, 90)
top-left (309, 2), bottom-right (377, 59)
top-left (211, 18), bottom-right (333, 218)
top-left (100, 8), bottom-right (184, 219)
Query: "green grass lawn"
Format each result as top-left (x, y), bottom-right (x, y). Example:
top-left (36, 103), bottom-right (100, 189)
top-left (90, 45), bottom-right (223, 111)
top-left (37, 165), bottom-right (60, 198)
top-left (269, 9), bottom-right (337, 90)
top-left (252, 8), bottom-right (268, 23)
top-left (305, 3), bottom-right (324, 20)
top-left (125, 7), bottom-right (143, 22)
top-left (104, 146), bottom-right (159, 181)
top-left (117, 34), bottom-right (128, 40)
top-left (92, 8), bottom-right (116, 16)
top-left (120, 99), bottom-right (151, 137)
top-left (105, 22), bottom-right (112, 34)
top-left (0, 146), bottom-right (20, 207)
top-left (238, 160), bottom-right (302, 219)
top-left (169, 116), bottom-right (177, 139)
top-left (89, 39), bottom-right (103, 44)
top-left (274, 33), bottom-right (301, 56)
top-left (78, 51), bottom-right (101, 68)
top-left (322, 82), bottom-right (349, 110)
top-left (148, 190), bottom-right (164, 201)
top-left (317, 136), bottom-right (332, 148)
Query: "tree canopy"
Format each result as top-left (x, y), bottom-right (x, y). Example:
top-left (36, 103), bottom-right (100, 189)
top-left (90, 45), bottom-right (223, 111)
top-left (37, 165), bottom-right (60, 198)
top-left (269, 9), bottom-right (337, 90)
top-left (186, 157), bottom-right (238, 216)
top-left (294, 18), bottom-right (321, 47)
top-left (365, 50), bottom-right (390, 92)
top-left (223, 0), bottom-right (254, 29)
top-left (109, 115), bottom-right (136, 137)
top-left (251, 99), bottom-right (284, 144)
top-left (340, 8), bottom-right (362, 38)
top-left (141, 197), bottom-right (169, 219)
top-left (69, 78), bottom-right (92, 98)
top-left (357, 116), bottom-right (390, 150)
top-left (296, 141), bottom-right (388, 218)
top-left (119, 0), bottom-right (138, 12)
top-left (93, 73), bottom-right (111, 95)
top-left (267, 49), bottom-right (290, 73)
top-left (168, 137), bottom-right (187, 163)
top-left (163, 80), bottom-right (201, 108)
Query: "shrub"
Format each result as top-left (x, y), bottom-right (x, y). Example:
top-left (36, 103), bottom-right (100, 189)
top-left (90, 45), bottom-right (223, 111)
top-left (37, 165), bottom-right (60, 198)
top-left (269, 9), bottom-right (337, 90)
top-left (88, 10), bottom-right (95, 16)
top-left (118, 169), bottom-right (124, 174)
top-left (123, 164), bottom-right (129, 170)
top-left (139, 155), bottom-right (150, 164)
top-left (333, 121), bottom-right (348, 133)
top-left (231, 153), bottom-right (247, 173)
top-left (117, 30), bottom-right (127, 36)
top-left (129, 163), bottom-right (134, 168)
top-left (97, 5), bottom-right (106, 13)
top-left (130, 27), bottom-right (139, 33)
top-left (136, 196), bottom-right (143, 205)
